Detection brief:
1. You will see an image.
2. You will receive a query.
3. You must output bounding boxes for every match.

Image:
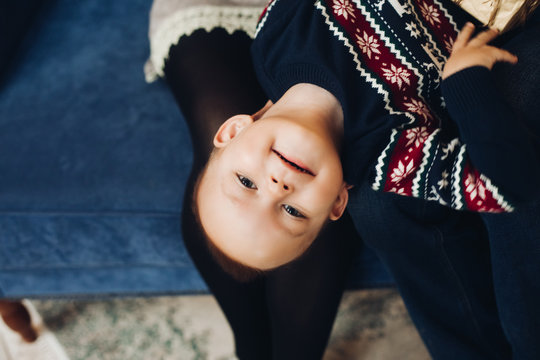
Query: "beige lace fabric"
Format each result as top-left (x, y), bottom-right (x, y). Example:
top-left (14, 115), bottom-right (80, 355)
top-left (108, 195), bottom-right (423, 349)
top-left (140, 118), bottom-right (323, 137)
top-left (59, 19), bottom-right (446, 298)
top-left (145, 0), bottom-right (268, 82)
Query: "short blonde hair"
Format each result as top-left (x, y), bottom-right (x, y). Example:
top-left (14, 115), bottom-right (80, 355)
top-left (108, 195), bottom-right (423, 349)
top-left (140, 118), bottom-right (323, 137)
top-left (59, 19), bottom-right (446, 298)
top-left (502, 0), bottom-right (539, 31)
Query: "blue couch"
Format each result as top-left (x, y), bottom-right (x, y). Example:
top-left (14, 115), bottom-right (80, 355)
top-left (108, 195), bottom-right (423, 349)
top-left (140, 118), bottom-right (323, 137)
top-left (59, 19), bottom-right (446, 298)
top-left (0, 0), bottom-right (392, 298)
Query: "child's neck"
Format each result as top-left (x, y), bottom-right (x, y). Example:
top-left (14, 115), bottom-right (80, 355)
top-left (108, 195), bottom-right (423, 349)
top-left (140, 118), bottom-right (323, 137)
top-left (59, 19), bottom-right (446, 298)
top-left (266, 83), bottom-right (344, 149)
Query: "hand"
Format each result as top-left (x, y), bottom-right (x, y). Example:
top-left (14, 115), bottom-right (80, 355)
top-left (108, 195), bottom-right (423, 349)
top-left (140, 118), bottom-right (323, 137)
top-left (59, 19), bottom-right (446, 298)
top-left (442, 23), bottom-right (518, 79)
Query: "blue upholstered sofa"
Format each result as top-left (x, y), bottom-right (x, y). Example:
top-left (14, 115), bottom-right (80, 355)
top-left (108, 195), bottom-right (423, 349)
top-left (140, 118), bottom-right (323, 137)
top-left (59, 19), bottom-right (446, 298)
top-left (0, 0), bottom-right (392, 298)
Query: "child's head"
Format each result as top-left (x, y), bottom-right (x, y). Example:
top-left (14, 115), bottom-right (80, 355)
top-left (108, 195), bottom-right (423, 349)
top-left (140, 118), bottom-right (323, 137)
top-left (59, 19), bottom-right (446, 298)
top-left (195, 84), bottom-right (349, 275)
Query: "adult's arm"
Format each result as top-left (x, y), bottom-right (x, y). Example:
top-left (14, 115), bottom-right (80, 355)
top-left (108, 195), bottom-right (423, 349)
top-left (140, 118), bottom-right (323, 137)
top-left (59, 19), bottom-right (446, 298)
top-left (441, 65), bottom-right (540, 204)
top-left (441, 12), bottom-right (540, 205)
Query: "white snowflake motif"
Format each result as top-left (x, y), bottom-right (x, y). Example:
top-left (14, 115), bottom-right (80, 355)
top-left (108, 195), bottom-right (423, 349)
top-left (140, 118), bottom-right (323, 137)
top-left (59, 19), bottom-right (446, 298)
top-left (444, 37), bottom-right (454, 53)
top-left (405, 22), bottom-right (420, 38)
top-left (405, 126), bottom-right (429, 148)
top-left (389, 187), bottom-right (407, 195)
top-left (390, 159), bottom-right (415, 183)
top-left (437, 170), bottom-right (449, 190)
top-left (428, 186), bottom-right (448, 205)
top-left (423, 62), bottom-right (436, 71)
top-left (441, 139), bottom-right (459, 160)
top-left (420, 2), bottom-right (441, 26)
top-left (465, 173), bottom-right (487, 201)
top-left (404, 98), bottom-right (433, 121)
top-left (355, 31), bottom-right (381, 59)
top-left (382, 64), bottom-right (411, 89)
top-left (333, 0), bottom-right (356, 20)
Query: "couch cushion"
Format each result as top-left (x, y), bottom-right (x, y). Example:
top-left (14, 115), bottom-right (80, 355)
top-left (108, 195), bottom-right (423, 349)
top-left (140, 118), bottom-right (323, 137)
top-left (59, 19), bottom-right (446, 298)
top-left (0, 0), bottom-right (393, 297)
top-left (0, 0), bottom-right (204, 297)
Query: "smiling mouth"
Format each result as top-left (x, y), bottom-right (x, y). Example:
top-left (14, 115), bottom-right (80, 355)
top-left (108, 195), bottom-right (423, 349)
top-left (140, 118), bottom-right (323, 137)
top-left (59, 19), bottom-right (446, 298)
top-left (272, 149), bottom-right (315, 176)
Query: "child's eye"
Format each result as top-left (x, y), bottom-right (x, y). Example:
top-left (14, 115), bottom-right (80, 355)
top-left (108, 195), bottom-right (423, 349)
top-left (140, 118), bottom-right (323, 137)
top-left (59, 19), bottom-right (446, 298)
top-left (283, 204), bottom-right (306, 219)
top-left (237, 174), bottom-right (257, 189)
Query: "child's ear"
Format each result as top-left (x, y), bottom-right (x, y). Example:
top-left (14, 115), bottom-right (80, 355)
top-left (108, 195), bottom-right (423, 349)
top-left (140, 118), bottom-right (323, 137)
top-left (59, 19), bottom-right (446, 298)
top-left (329, 182), bottom-right (350, 221)
top-left (213, 115), bottom-right (254, 148)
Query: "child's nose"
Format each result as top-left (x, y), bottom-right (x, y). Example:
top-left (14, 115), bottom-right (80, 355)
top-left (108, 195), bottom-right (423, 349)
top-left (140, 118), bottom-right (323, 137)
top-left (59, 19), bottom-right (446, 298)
top-left (270, 176), bottom-right (292, 192)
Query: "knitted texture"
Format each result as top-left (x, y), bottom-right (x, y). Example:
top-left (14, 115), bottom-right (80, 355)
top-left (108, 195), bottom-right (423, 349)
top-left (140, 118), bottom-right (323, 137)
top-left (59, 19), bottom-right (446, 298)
top-left (252, 0), bottom-right (525, 212)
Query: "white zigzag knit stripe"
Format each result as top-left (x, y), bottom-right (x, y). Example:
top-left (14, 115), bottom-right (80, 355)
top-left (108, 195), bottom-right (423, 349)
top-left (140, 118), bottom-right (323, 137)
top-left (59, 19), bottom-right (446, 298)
top-left (316, 1), bottom-right (405, 119)
top-left (349, 0), bottom-right (442, 191)
top-left (433, 0), bottom-right (459, 32)
top-left (451, 144), bottom-right (466, 209)
top-left (423, 142), bottom-right (442, 199)
top-left (407, 0), bottom-right (447, 62)
top-left (365, 0), bottom-right (428, 111)
top-left (315, 1), bottom-right (408, 191)
top-left (254, 0), bottom-right (278, 37)
top-left (412, 128), bottom-right (440, 197)
top-left (316, 0), bottom-right (439, 192)
top-left (373, 129), bottom-right (399, 190)
top-left (481, 175), bottom-right (515, 212)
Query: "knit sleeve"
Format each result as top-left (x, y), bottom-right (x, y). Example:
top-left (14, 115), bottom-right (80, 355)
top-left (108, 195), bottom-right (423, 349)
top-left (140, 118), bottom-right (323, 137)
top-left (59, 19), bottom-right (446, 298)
top-left (441, 66), bottom-right (540, 204)
top-left (251, 0), bottom-right (347, 103)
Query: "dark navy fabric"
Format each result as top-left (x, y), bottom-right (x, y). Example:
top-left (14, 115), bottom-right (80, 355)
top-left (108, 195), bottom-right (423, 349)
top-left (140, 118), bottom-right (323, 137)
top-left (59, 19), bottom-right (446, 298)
top-left (0, 0), bottom-right (48, 87)
top-left (482, 200), bottom-right (540, 359)
top-left (348, 183), bottom-right (512, 360)
top-left (0, 0), bottom-right (392, 297)
top-left (251, 0), bottom-right (537, 213)
top-left (478, 12), bottom-right (540, 356)
top-left (347, 9), bottom-right (540, 359)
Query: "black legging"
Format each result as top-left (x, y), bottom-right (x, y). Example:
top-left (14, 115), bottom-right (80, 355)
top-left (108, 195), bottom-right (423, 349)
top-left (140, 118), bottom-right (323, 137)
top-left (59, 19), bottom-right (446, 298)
top-left (163, 28), bottom-right (360, 359)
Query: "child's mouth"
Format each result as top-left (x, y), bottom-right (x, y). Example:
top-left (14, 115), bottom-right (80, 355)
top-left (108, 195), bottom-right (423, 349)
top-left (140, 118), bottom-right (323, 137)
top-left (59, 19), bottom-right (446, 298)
top-left (272, 149), bottom-right (315, 176)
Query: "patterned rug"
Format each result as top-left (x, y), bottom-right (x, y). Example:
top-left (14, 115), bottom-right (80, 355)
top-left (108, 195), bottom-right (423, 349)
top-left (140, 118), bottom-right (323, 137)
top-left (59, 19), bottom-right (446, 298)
top-left (0, 301), bottom-right (69, 360)
top-left (1, 289), bottom-right (430, 360)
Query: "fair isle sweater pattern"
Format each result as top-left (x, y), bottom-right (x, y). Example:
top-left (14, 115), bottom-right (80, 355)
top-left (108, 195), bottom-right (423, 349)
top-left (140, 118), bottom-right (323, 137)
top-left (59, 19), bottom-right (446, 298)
top-left (257, 0), bottom-right (513, 213)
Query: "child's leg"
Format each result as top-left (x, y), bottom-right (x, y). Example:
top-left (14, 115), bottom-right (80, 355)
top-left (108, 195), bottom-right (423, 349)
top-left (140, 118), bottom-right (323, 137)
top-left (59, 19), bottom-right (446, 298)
top-left (483, 199), bottom-right (540, 359)
top-left (347, 181), bottom-right (512, 360)
top-left (181, 189), bottom-right (273, 358)
top-left (163, 28), bottom-right (267, 159)
top-left (165, 29), bottom-right (273, 359)
top-left (265, 212), bottom-right (359, 358)
top-left (182, 187), bottom-right (357, 359)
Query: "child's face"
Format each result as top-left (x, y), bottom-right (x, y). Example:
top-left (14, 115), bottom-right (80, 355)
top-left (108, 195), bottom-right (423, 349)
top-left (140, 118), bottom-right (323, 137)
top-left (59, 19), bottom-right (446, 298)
top-left (197, 112), bottom-right (348, 270)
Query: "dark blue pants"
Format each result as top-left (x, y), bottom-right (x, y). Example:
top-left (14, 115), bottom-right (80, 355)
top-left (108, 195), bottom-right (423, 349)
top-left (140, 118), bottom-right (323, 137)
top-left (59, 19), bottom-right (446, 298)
top-left (482, 200), bottom-right (540, 359)
top-left (348, 181), bottom-right (539, 359)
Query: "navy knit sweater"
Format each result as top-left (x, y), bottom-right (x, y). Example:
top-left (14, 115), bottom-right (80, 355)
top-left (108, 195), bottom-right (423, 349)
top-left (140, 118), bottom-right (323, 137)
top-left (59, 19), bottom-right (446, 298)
top-left (251, 0), bottom-right (539, 213)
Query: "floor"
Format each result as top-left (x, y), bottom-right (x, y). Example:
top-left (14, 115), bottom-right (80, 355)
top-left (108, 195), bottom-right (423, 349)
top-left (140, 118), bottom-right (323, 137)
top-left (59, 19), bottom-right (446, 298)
top-left (0, 289), bottom-right (430, 360)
